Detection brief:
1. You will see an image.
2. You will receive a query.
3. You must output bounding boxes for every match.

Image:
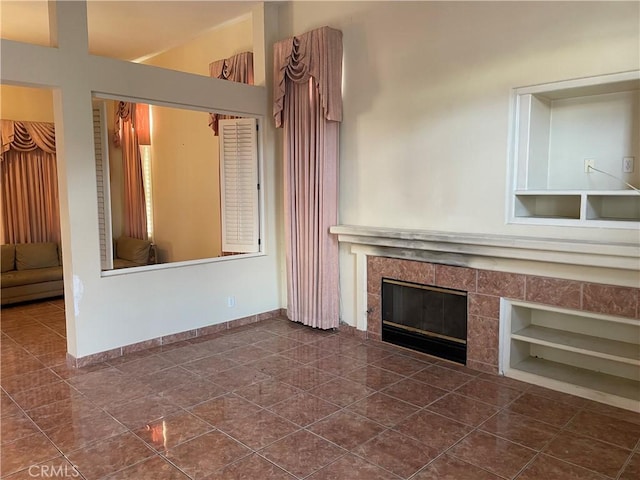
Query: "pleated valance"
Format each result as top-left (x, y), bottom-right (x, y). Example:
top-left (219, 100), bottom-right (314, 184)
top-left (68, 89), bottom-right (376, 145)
top-left (210, 51), bottom-right (254, 84)
top-left (208, 51), bottom-right (254, 136)
top-left (273, 26), bottom-right (343, 128)
top-left (1, 120), bottom-right (56, 156)
top-left (113, 101), bottom-right (151, 147)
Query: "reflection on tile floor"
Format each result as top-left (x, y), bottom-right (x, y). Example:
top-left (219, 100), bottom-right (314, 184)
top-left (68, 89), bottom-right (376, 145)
top-left (1, 300), bottom-right (639, 479)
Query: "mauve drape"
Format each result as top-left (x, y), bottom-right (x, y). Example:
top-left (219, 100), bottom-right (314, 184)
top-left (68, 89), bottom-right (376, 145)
top-left (208, 51), bottom-right (254, 136)
top-left (0, 120), bottom-right (60, 244)
top-left (274, 26), bottom-right (343, 330)
top-left (114, 102), bottom-right (148, 240)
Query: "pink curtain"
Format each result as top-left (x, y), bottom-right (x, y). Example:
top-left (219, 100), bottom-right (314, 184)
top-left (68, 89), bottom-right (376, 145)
top-left (0, 120), bottom-right (60, 244)
top-left (274, 26), bottom-right (343, 330)
top-left (208, 51), bottom-right (254, 136)
top-left (113, 102), bottom-right (148, 240)
top-left (134, 103), bottom-right (151, 146)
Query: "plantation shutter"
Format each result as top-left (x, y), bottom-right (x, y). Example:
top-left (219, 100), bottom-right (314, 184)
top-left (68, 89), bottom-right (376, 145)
top-left (219, 118), bottom-right (259, 253)
top-left (93, 103), bottom-right (113, 270)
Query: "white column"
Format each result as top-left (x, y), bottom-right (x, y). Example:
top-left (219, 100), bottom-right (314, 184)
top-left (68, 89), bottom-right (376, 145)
top-left (353, 246), bottom-right (368, 332)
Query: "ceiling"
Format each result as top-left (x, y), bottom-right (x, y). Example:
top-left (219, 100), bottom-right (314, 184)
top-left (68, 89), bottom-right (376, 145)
top-left (0, 0), bottom-right (257, 61)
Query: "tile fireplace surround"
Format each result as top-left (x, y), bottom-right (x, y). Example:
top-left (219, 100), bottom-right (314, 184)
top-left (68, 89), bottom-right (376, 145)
top-left (365, 255), bottom-right (638, 374)
top-left (331, 225), bottom-right (640, 376)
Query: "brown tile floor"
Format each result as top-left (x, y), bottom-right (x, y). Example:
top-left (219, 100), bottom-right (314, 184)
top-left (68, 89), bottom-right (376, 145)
top-left (1, 300), bottom-right (639, 479)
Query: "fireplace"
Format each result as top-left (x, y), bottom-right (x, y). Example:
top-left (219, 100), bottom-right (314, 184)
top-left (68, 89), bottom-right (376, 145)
top-left (381, 278), bottom-right (467, 364)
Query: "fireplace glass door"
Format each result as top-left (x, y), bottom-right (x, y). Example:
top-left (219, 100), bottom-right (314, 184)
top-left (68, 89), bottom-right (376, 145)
top-left (382, 278), bottom-right (467, 364)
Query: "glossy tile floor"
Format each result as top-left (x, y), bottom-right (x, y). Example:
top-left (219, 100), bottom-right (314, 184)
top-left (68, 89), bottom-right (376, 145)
top-left (1, 300), bottom-right (639, 479)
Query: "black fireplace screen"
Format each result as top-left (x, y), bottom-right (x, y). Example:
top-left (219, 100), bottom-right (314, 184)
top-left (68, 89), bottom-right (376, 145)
top-left (381, 278), bottom-right (467, 364)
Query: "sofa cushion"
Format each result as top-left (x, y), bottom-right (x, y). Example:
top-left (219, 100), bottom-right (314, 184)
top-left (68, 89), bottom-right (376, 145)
top-left (116, 236), bottom-right (150, 264)
top-left (15, 243), bottom-right (59, 270)
top-left (1, 244), bottom-right (15, 273)
top-left (113, 258), bottom-right (144, 269)
top-left (1, 266), bottom-right (63, 288)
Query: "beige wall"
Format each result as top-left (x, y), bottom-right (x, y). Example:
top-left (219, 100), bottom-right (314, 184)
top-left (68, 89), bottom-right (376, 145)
top-left (0, 84), bottom-right (55, 243)
top-left (0, 84), bottom-right (54, 121)
top-left (150, 104), bottom-right (221, 261)
top-left (142, 16), bottom-right (253, 262)
top-left (144, 15), bottom-right (252, 76)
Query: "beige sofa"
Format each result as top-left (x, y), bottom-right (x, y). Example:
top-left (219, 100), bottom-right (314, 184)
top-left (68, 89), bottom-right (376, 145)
top-left (0, 237), bottom-right (155, 306)
top-left (1, 242), bottom-right (63, 306)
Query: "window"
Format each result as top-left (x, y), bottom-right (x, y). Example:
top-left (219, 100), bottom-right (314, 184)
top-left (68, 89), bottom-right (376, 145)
top-left (219, 118), bottom-right (259, 254)
top-left (93, 95), bottom-right (263, 270)
top-left (93, 101), bottom-right (113, 270)
top-left (140, 145), bottom-right (154, 241)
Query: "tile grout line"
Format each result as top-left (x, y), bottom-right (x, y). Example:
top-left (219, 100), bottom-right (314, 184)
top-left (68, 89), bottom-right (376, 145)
top-left (428, 386), bottom-right (562, 479)
top-left (521, 404), bottom-right (614, 480)
top-left (3, 306), bottom-right (639, 479)
top-left (0, 386), bottom-right (92, 479)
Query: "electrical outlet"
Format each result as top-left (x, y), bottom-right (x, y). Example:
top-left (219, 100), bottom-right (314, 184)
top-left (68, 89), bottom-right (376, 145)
top-left (584, 159), bottom-right (595, 173)
top-left (227, 296), bottom-right (235, 308)
top-left (623, 157), bottom-right (634, 173)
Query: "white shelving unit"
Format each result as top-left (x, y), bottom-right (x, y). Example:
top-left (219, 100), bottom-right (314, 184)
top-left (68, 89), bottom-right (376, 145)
top-left (501, 299), bottom-right (640, 412)
top-left (514, 190), bottom-right (640, 227)
top-left (509, 70), bottom-right (640, 229)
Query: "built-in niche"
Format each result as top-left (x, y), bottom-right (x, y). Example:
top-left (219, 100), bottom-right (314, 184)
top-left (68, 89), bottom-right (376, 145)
top-left (502, 299), bottom-right (640, 412)
top-left (509, 70), bottom-right (640, 228)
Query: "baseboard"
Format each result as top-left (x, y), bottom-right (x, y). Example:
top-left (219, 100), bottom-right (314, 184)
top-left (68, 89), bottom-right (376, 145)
top-left (67, 309), bottom-right (284, 368)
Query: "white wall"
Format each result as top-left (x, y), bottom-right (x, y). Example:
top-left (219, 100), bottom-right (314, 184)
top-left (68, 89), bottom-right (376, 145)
top-left (277, 1), bottom-right (640, 325)
top-left (547, 91), bottom-right (640, 190)
top-left (279, 1), bottom-right (639, 239)
top-left (1, 2), bottom-right (282, 358)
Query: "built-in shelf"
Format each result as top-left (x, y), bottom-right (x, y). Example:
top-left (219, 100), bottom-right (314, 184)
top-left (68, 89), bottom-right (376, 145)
top-left (511, 325), bottom-right (640, 365)
top-left (501, 300), bottom-right (640, 411)
top-left (509, 70), bottom-right (640, 229)
top-left (512, 357), bottom-right (640, 404)
top-left (513, 190), bottom-right (640, 226)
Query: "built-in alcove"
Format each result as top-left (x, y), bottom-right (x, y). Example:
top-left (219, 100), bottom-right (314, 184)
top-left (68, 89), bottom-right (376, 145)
top-left (502, 300), bottom-right (640, 411)
top-left (509, 70), bottom-right (640, 229)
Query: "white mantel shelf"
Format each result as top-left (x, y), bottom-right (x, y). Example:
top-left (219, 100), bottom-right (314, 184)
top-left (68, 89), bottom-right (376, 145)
top-left (330, 225), bottom-right (640, 273)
